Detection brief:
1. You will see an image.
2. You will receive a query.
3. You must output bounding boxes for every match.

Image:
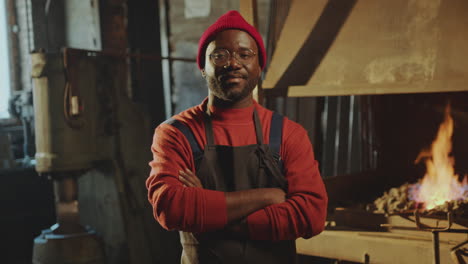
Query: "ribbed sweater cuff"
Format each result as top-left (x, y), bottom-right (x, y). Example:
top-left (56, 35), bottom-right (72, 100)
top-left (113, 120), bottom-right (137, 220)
top-left (246, 209), bottom-right (272, 240)
top-left (202, 189), bottom-right (228, 232)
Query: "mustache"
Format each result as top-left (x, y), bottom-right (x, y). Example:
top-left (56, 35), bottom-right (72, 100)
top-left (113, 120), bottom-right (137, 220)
top-left (218, 72), bottom-right (247, 81)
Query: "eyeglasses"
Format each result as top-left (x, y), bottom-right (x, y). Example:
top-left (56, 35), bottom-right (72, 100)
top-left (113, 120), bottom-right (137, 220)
top-left (208, 49), bottom-right (257, 67)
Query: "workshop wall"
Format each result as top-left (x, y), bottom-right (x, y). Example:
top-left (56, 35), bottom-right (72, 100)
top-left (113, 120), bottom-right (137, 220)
top-left (166, 0), bottom-right (270, 114)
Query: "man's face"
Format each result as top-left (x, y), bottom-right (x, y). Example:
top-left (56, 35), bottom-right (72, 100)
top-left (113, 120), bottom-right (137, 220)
top-left (203, 29), bottom-right (261, 103)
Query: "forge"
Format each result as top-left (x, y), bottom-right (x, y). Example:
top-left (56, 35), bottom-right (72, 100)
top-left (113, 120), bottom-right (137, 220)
top-left (371, 106), bottom-right (468, 216)
top-left (297, 104), bottom-right (468, 264)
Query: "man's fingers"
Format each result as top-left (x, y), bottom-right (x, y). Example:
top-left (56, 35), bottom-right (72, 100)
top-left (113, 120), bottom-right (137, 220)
top-left (178, 174), bottom-right (191, 187)
top-left (185, 168), bottom-right (203, 186)
top-left (179, 171), bottom-right (193, 187)
top-left (179, 170), bottom-right (197, 187)
top-left (180, 169), bottom-right (203, 188)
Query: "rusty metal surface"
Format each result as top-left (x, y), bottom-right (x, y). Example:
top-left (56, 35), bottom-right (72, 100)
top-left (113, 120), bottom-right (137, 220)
top-left (99, 0), bottom-right (127, 50)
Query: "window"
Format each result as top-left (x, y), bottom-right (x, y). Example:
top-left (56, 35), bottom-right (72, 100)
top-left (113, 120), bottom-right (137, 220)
top-left (0, 0), bottom-right (10, 119)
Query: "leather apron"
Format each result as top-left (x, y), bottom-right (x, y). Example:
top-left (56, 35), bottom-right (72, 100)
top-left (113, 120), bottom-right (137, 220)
top-left (179, 109), bottom-right (296, 264)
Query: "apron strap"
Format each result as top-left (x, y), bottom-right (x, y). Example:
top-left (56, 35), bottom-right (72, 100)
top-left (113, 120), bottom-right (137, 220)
top-left (269, 112), bottom-right (283, 156)
top-left (163, 118), bottom-right (204, 161)
top-left (253, 109), bottom-right (264, 145)
top-left (164, 110), bottom-right (284, 168)
top-left (203, 111), bottom-right (215, 146)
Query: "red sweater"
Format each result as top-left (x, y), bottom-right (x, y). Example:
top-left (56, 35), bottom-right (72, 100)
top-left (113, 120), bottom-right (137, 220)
top-left (146, 98), bottom-right (327, 240)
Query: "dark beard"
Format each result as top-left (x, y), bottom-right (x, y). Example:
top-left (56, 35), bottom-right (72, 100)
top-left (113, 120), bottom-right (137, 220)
top-left (206, 75), bottom-right (258, 102)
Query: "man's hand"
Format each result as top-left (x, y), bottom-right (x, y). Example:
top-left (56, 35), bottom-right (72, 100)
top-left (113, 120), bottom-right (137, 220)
top-left (267, 188), bottom-right (286, 204)
top-left (179, 168), bottom-right (203, 188)
top-left (179, 167), bottom-right (286, 225)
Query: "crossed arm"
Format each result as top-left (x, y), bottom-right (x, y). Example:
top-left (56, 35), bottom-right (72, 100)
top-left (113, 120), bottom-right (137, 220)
top-left (179, 168), bottom-right (286, 237)
top-left (147, 122), bottom-right (327, 240)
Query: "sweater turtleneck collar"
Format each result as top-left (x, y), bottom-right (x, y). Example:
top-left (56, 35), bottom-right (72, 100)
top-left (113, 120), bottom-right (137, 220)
top-left (200, 97), bottom-right (256, 124)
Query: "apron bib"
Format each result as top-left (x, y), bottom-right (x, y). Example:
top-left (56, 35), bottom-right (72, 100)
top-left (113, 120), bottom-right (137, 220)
top-left (172, 109), bottom-right (295, 264)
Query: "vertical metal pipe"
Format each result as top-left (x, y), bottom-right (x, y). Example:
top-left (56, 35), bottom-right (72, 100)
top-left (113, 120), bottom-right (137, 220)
top-left (355, 96), bottom-right (362, 172)
top-left (432, 231), bottom-right (440, 264)
top-left (52, 175), bottom-right (84, 234)
top-left (346, 95), bottom-right (355, 173)
top-left (159, 0), bottom-right (172, 118)
top-left (321, 97), bottom-right (329, 175)
top-left (333, 96), bottom-right (342, 176)
top-left (367, 96), bottom-right (377, 169)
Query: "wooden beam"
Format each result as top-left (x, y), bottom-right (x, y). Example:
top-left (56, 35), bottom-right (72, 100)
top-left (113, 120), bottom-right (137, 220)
top-left (239, 0), bottom-right (258, 27)
top-left (288, 79), bottom-right (468, 97)
top-left (262, 0), bottom-right (328, 90)
top-left (297, 230), bottom-right (458, 264)
top-left (240, 0), bottom-right (263, 103)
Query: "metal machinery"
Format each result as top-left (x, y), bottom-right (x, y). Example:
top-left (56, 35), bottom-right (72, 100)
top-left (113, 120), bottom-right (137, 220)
top-left (31, 49), bottom-right (108, 264)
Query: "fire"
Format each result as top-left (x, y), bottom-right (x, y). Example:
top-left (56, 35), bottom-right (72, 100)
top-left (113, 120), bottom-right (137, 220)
top-left (410, 105), bottom-right (468, 210)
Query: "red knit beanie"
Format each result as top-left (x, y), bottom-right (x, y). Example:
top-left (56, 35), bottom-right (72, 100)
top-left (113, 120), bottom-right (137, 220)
top-left (197, 10), bottom-right (267, 70)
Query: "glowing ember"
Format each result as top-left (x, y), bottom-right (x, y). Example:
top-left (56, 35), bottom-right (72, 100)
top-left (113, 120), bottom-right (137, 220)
top-left (409, 105), bottom-right (468, 210)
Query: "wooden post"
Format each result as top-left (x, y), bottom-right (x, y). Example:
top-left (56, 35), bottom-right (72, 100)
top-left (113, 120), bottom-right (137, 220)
top-left (240, 0), bottom-right (258, 27)
top-left (240, 0), bottom-right (263, 104)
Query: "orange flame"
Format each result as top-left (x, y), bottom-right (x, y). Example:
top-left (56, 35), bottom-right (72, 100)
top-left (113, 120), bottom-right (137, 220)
top-left (411, 105), bottom-right (467, 210)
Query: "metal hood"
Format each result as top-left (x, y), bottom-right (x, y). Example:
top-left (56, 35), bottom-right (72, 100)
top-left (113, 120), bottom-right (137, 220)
top-left (263, 0), bottom-right (468, 97)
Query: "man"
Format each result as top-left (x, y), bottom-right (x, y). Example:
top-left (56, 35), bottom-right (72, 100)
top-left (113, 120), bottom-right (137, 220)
top-left (146, 10), bottom-right (327, 264)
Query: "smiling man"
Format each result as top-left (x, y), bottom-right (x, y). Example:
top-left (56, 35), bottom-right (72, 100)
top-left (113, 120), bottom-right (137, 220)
top-left (203, 29), bottom-right (260, 107)
top-left (146, 10), bottom-right (328, 264)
